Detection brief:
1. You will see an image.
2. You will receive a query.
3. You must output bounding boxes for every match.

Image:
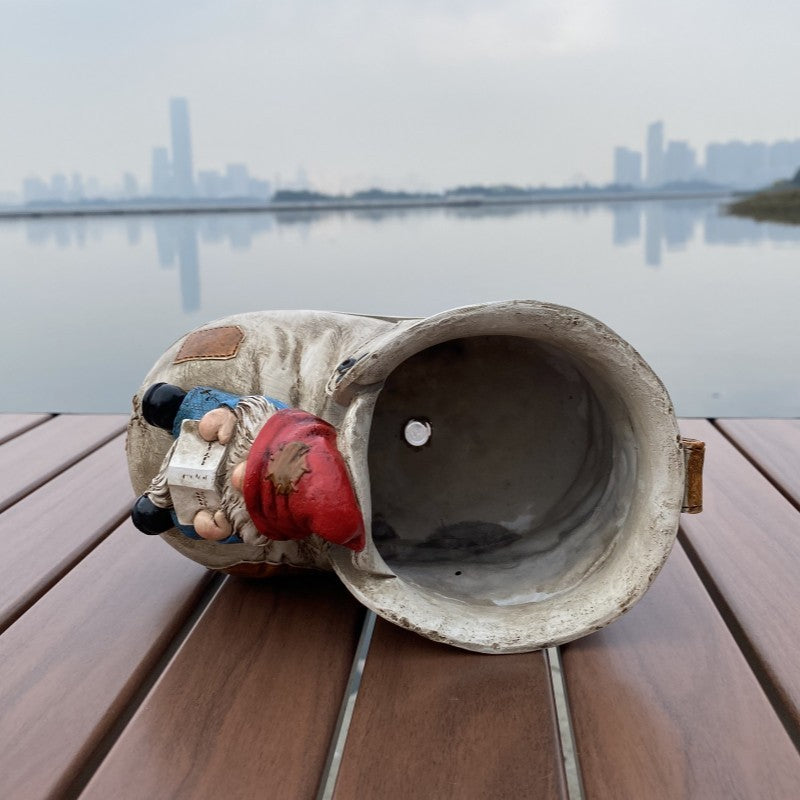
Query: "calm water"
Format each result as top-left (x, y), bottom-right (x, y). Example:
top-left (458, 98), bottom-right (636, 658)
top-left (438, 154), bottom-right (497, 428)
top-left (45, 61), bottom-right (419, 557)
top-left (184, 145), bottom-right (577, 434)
top-left (1, 197), bottom-right (798, 416)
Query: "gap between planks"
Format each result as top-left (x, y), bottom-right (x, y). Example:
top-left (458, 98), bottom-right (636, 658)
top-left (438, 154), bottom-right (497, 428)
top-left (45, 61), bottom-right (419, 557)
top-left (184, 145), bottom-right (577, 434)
top-left (677, 528), bottom-right (800, 750)
top-left (0, 414), bottom-right (127, 514)
top-left (547, 647), bottom-right (585, 800)
top-left (0, 413), bottom-right (52, 446)
top-left (317, 614), bottom-right (578, 800)
top-left (62, 572), bottom-right (228, 800)
top-left (679, 418), bottom-right (800, 748)
top-left (10, 415), bottom-right (791, 795)
top-left (315, 610), bottom-right (377, 800)
top-left (0, 503), bottom-right (129, 634)
top-left (711, 418), bottom-right (800, 515)
top-left (0, 431), bottom-right (135, 634)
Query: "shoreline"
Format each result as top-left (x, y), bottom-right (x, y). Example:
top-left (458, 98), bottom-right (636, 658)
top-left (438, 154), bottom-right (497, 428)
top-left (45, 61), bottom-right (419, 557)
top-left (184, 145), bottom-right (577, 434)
top-left (728, 187), bottom-right (800, 225)
top-left (0, 187), bottom-right (737, 220)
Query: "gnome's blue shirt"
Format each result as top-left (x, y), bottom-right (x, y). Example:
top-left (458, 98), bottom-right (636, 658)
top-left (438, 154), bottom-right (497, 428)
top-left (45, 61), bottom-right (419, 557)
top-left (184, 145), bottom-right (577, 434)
top-left (168, 386), bottom-right (288, 543)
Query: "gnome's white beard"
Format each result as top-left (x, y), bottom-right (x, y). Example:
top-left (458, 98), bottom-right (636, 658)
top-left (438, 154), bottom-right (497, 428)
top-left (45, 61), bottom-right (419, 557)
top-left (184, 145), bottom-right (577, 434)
top-left (220, 395), bottom-right (271, 545)
top-left (145, 396), bottom-right (330, 569)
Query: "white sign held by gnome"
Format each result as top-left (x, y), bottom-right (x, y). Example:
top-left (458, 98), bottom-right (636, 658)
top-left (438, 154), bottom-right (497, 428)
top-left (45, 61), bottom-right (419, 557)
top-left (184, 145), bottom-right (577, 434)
top-left (165, 419), bottom-right (227, 526)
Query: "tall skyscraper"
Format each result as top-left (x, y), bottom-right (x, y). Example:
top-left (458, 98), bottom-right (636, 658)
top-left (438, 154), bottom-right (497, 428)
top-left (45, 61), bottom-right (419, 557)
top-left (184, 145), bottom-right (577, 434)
top-left (613, 147), bottom-right (642, 186)
top-left (170, 97), bottom-right (194, 197)
top-left (646, 121), bottom-right (665, 187)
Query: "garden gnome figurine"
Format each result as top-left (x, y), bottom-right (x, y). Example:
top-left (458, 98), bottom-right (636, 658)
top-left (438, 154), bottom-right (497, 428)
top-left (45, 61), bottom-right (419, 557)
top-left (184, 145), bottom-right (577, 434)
top-left (131, 381), bottom-right (365, 561)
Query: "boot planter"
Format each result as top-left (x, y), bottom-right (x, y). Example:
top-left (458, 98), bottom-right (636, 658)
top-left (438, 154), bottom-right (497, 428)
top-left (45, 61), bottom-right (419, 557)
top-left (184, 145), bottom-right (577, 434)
top-left (126, 300), bottom-right (704, 653)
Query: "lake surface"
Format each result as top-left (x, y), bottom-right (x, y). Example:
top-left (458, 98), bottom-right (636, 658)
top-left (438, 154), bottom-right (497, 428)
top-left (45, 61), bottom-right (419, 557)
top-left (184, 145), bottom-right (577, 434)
top-left (1, 197), bottom-right (798, 416)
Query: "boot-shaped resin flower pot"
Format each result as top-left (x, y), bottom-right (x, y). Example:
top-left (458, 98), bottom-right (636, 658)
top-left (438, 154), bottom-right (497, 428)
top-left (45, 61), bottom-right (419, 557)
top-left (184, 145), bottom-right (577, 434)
top-left (126, 300), bottom-right (704, 653)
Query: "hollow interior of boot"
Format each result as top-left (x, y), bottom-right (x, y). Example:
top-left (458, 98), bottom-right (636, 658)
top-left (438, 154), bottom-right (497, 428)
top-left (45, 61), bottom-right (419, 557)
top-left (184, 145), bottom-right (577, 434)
top-left (368, 335), bottom-right (637, 606)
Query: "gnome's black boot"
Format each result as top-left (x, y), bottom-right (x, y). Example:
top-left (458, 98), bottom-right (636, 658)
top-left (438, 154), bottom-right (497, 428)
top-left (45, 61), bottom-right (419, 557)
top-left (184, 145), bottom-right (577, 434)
top-left (131, 494), bottom-right (174, 535)
top-left (142, 382), bottom-right (186, 432)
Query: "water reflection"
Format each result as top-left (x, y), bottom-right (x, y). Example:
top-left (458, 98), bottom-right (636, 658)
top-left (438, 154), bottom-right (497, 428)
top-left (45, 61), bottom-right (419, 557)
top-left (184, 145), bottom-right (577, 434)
top-left (644, 203), bottom-right (663, 267)
top-left (152, 218), bottom-right (199, 311)
top-left (610, 199), bottom-right (800, 266)
top-left (20, 199), bottom-right (800, 306)
top-left (126, 219), bottom-right (141, 246)
top-left (612, 204), bottom-right (640, 246)
top-left (25, 199), bottom-right (800, 248)
top-left (176, 219), bottom-right (200, 312)
top-left (4, 197), bottom-right (799, 416)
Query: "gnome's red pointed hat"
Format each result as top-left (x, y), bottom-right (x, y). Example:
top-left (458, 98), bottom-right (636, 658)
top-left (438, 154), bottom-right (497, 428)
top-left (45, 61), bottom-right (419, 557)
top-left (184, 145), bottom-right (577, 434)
top-left (242, 409), bottom-right (365, 551)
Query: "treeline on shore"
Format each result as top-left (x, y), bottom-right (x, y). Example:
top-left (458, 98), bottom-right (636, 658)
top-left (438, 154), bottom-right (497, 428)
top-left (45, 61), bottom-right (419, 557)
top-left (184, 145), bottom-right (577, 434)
top-left (728, 169), bottom-right (800, 224)
top-left (272, 180), bottom-right (724, 204)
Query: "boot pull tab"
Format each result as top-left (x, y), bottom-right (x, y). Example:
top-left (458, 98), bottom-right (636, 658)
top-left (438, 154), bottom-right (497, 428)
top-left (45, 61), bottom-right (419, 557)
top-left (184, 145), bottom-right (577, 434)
top-left (681, 437), bottom-right (705, 514)
top-left (326, 353), bottom-right (370, 401)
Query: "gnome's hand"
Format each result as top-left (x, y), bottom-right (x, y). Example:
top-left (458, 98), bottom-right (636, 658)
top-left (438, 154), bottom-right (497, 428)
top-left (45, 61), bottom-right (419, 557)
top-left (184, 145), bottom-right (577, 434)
top-left (231, 461), bottom-right (247, 492)
top-left (198, 407), bottom-right (237, 444)
top-left (193, 509), bottom-right (233, 540)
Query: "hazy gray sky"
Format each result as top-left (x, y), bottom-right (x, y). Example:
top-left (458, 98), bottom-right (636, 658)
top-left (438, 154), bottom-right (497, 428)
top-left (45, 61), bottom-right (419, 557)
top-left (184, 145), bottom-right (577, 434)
top-left (2, 0), bottom-right (798, 193)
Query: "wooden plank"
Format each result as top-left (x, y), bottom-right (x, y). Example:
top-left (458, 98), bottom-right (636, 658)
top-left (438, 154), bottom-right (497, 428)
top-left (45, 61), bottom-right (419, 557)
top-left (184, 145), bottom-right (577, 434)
top-left (0, 414), bottom-right (126, 512)
top-left (333, 620), bottom-right (567, 800)
top-left (680, 418), bottom-right (800, 730)
top-left (81, 574), bottom-right (363, 800)
top-left (0, 433), bottom-right (133, 631)
top-left (0, 521), bottom-right (211, 800)
top-left (0, 413), bottom-right (50, 445)
top-left (561, 544), bottom-right (800, 799)
top-left (716, 418), bottom-right (800, 509)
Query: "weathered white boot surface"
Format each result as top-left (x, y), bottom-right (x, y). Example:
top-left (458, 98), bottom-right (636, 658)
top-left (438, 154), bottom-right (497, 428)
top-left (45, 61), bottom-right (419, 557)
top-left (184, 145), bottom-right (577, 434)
top-left (127, 301), bottom-right (703, 653)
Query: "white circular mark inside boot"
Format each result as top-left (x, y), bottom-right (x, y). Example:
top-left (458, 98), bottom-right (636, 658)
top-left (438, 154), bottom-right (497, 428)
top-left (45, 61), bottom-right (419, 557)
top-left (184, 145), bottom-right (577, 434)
top-left (404, 419), bottom-right (432, 447)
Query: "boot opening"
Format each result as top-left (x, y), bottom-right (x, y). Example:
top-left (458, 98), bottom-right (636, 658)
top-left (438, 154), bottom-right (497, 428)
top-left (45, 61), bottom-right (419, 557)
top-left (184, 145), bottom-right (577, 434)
top-left (367, 335), bottom-right (637, 607)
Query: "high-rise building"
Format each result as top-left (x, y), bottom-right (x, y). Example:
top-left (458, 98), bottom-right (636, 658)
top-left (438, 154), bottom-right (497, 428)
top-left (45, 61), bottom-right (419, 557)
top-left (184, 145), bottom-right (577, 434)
top-left (664, 141), bottom-right (696, 183)
top-left (705, 141), bottom-right (770, 187)
top-left (123, 172), bottom-right (139, 198)
top-left (768, 140), bottom-right (800, 183)
top-left (225, 163), bottom-right (250, 196)
top-left (50, 173), bottom-right (69, 201)
top-left (248, 178), bottom-right (272, 200)
top-left (22, 176), bottom-right (49, 203)
top-left (646, 121), bottom-right (665, 187)
top-left (151, 147), bottom-right (172, 196)
top-left (69, 173), bottom-right (84, 201)
top-left (197, 169), bottom-right (223, 198)
top-left (170, 97), bottom-right (194, 197)
top-left (613, 147), bottom-right (642, 186)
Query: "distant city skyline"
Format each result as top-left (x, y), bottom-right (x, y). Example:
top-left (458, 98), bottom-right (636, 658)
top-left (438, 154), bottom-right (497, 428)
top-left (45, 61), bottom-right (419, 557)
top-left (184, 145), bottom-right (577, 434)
top-left (3, 1), bottom-right (800, 201)
top-left (15, 98), bottom-right (283, 204)
top-left (11, 104), bottom-right (800, 207)
top-left (13, 104), bottom-right (800, 206)
top-left (614, 121), bottom-right (800, 189)
top-left (150, 98), bottom-right (277, 201)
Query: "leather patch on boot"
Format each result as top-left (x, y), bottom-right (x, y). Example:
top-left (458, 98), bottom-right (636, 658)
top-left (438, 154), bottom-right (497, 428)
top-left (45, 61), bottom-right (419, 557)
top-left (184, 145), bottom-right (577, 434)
top-left (174, 326), bottom-right (244, 363)
top-left (681, 438), bottom-right (705, 514)
top-left (267, 441), bottom-right (311, 495)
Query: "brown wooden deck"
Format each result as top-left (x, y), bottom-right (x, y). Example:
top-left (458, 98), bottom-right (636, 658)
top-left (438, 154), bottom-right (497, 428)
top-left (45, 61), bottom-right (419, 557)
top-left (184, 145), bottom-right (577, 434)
top-left (1, 414), bottom-right (799, 799)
